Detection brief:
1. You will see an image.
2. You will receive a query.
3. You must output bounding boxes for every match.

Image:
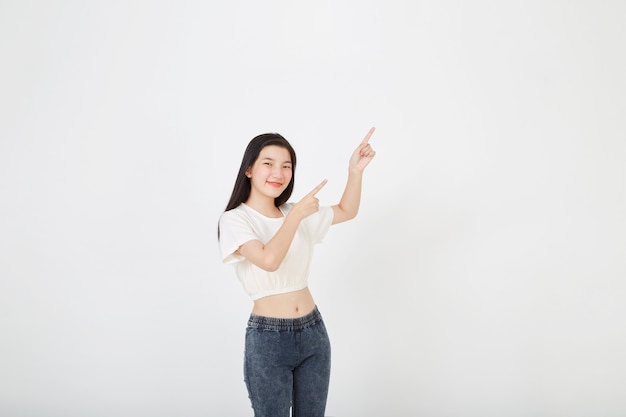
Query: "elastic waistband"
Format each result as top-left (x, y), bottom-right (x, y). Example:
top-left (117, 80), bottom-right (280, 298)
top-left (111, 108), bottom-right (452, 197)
top-left (247, 306), bottom-right (323, 332)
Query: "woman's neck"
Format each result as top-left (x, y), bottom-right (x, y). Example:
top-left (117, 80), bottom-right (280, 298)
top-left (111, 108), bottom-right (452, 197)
top-left (245, 195), bottom-right (283, 218)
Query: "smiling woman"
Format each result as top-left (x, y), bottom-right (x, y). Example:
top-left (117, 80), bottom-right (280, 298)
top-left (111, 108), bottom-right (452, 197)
top-left (245, 146), bottom-right (294, 211)
top-left (217, 128), bottom-right (376, 417)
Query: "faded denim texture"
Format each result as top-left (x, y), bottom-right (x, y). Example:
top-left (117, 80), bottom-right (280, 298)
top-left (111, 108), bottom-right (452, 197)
top-left (244, 307), bottom-right (331, 417)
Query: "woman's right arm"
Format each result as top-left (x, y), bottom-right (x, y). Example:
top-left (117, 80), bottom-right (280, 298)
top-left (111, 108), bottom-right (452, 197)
top-left (237, 179), bottom-right (328, 272)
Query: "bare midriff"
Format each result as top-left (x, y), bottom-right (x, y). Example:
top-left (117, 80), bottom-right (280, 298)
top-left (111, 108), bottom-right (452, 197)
top-left (252, 287), bottom-right (316, 318)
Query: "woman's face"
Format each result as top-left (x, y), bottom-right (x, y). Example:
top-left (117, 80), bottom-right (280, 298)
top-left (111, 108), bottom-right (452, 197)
top-left (246, 145), bottom-right (293, 201)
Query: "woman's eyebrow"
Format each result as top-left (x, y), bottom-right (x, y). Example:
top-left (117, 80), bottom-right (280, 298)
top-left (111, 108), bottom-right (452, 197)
top-left (261, 157), bottom-right (292, 164)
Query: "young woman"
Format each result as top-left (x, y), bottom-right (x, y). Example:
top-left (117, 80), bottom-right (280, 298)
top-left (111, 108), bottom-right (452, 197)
top-left (218, 127), bottom-right (376, 417)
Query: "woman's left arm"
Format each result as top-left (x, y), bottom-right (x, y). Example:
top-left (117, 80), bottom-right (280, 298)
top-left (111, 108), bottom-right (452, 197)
top-left (332, 127), bottom-right (377, 225)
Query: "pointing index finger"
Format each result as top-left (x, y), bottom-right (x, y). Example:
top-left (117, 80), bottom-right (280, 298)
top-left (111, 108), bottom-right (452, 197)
top-left (361, 127), bottom-right (376, 144)
top-left (308, 179), bottom-right (328, 197)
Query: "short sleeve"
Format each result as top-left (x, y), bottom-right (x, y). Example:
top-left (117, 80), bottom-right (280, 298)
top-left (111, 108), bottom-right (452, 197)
top-left (218, 210), bottom-right (259, 264)
top-left (303, 206), bottom-right (334, 244)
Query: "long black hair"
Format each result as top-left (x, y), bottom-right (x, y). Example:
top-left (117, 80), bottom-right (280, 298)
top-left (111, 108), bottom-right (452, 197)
top-left (219, 133), bottom-right (297, 238)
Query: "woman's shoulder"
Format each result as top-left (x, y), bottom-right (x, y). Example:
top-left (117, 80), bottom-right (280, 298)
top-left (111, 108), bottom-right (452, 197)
top-left (219, 204), bottom-right (248, 222)
top-left (279, 202), bottom-right (295, 214)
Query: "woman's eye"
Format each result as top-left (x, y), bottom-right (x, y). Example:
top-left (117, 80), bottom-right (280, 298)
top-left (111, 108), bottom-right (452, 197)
top-left (263, 162), bottom-right (271, 166)
top-left (283, 165), bottom-right (292, 169)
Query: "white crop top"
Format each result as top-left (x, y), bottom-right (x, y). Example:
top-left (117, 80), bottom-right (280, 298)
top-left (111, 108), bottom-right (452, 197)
top-left (218, 203), bottom-right (334, 300)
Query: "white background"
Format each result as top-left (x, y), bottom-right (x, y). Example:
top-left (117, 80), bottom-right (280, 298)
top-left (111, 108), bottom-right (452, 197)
top-left (1, 1), bottom-right (625, 416)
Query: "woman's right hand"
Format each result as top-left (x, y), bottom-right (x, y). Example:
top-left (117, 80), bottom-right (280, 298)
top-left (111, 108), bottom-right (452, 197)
top-left (290, 179), bottom-right (328, 221)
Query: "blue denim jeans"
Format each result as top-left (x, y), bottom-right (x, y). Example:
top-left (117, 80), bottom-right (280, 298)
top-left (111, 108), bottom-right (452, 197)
top-left (244, 306), bottom-right (331, 417)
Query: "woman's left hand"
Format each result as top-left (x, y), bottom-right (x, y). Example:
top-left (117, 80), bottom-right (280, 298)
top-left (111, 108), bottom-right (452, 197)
top-left (349, 127), bottom-right (377, 173)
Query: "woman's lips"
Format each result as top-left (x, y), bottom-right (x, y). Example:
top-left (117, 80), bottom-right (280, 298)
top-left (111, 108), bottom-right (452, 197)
top-left (267, 181), bottom-right (283, 188)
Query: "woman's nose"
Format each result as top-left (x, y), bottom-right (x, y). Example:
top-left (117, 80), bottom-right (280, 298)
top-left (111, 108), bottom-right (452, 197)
top-left (271, 166), bottom-right (283, 177)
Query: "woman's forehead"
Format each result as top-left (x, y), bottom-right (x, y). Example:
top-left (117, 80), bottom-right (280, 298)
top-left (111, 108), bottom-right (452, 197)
top-left (259, 145), bottom-right (291, 161)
